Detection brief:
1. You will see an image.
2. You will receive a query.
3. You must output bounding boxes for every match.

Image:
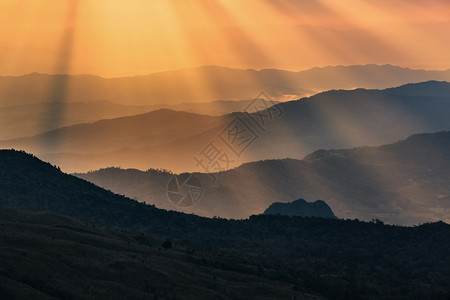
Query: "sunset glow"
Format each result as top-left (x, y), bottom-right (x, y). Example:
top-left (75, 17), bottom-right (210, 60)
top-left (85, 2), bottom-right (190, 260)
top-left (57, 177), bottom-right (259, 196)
top-left (0, 2), bottom-right (450, 297)
top-left (1, 0), bottom-right (450, 77)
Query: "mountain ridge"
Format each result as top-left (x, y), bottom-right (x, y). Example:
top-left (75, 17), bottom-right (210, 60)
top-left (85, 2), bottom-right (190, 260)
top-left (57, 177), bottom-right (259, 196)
top-left (2, 65), bottom-right (450, 107)
top-left (0, 99), bottom-right (277, 140)
top-left (5, 64), bottom-right (450, 80)
top-left (3, 80), bottom-right (449, 173)
top-left (75, 131), bottom-right (450, 225)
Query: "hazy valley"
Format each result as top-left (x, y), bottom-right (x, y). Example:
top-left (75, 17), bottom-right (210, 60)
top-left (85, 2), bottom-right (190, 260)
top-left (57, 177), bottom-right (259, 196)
top-left (2, 80), bottom-right (449, 174)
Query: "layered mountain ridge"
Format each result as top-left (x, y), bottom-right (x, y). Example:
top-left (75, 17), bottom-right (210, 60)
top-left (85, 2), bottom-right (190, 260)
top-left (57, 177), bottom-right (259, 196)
top-left (2, 80), bottom-right (450, 173)
top-left (75, 131), bottom-right (450, 225)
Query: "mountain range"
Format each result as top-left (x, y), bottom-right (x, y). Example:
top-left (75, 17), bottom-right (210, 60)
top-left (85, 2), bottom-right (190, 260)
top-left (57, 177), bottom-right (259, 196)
top-left (2, 80), bottom-right (449, 174)
top-left (1, 65), bottom-right (450, 108)
top-left (76, 131), bottom-right (450, 225)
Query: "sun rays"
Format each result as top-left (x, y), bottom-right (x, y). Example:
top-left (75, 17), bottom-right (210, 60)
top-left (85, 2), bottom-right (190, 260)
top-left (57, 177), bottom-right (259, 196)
top-left (0, 0), bottom-right (449, 174)
top-left (0, 0), bottom-right (449, 77)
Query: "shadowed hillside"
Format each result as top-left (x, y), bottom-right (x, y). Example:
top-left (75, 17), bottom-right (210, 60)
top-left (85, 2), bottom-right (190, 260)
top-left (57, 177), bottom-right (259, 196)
top-left (76, 131), bottom-right (450, 225)
top-left (0, 151), bottom-right (449, 299)
top-left (0, 205), bottom-right (309, 300)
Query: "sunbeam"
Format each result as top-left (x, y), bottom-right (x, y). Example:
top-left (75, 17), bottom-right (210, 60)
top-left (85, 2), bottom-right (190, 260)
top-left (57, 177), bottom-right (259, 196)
top-left (40, 0), bottom-right (79, 151)
top-left (0, 2), bottom-right (450, 297)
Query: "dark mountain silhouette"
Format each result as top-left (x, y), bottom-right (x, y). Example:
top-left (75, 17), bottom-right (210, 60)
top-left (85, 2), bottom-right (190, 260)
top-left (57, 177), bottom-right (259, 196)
top-left (76, 132), bottom-right (450, 225)
top-left (2, 81), bottom-right (450, 173)
top-left (0, 150), bottom-right (449, 299)
top-left (264, 199), bottom-right (337, 219)
top-left (0, 149), bottom-right (189, 232)
top-left (1, 65), bottom-right (450, 108)
top-left (384, 80), bottom-right (450, 97)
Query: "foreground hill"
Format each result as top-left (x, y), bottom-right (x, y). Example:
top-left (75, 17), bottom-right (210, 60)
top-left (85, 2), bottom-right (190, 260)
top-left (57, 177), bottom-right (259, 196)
top-left (0, 205), bottom-right (306, 299)
top-left (76, 131), bottom-right (450, 225)
top-left (0, 150), bottom-right (449, 299)
top-left (2, 81), bottom-right (450, 173)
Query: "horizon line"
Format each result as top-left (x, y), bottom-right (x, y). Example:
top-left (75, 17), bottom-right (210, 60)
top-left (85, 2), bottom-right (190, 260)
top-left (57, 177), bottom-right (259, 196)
top-left (1, 63), bottom-right (450, 79)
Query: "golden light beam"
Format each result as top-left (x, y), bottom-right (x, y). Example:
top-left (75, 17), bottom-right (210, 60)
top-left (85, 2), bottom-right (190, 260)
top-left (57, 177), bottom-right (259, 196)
top-left (41, 0), bottom-right (79, 151)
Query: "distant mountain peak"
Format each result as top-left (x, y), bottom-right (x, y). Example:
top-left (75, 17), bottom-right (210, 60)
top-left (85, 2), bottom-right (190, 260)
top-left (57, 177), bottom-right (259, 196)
top-left (263, 199), bottom-right (337, 219)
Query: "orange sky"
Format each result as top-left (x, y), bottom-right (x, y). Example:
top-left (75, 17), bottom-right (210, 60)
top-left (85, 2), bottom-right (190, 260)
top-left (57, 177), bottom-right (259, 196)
top-left (1, 0), bottom-right (450, 77)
